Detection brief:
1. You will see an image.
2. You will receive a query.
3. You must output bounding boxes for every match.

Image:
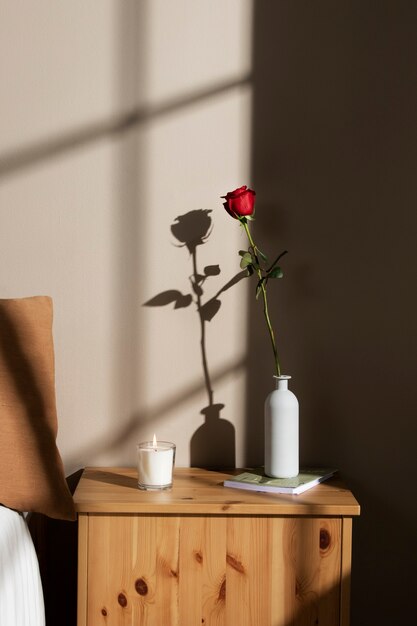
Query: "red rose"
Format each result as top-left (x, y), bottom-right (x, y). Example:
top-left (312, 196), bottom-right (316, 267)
top-left (221, 185), bottom-right (256, 219)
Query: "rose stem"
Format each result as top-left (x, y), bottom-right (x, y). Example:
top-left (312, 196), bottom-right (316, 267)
top-left (241, 219), bottom-right (281, 377)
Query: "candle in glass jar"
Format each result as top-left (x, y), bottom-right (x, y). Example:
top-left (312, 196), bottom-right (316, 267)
top-left (137, 435), bottom-right (176, 490)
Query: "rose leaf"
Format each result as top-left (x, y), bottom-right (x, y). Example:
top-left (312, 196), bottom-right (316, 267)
top-left (268, 266), bottom-right (284, 279)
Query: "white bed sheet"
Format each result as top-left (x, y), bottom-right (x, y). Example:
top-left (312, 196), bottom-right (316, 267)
top-left (0, 505), bottom-right (45, 626)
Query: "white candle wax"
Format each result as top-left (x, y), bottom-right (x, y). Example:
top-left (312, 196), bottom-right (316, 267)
top-left (137, 441), bottom-right (175, 489)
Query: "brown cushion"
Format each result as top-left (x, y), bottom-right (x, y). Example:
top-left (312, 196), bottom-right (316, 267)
top-left (0, 296), bottom-right (75, 520)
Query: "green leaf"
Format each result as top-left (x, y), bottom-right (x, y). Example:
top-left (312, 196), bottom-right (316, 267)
top-left (268, 266), bottom-right (283, 279)
top-left (240, 252), bottom-right (253, 269)
top-left (249, 253), bottom-right (261, 271)
top-left (239, 250), bottom-right (248, 257)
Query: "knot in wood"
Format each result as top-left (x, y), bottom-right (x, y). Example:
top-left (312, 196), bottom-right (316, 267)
top-left (117, 593), bottom-right (128, 607)
top-left (194, 550), bottom-right (203, 564)
top-left (320, 528), bottom-right (331, 550)
top-left (135, 578), bottom-right (148, 596)
top-left (226, 553), bottom-right (245, 574)
top-left (101, 607), bottom-right (108, 616)
top-left (218, 578), bottom-right (226, 602)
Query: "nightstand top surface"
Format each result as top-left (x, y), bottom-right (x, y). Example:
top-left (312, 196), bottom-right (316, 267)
top-left (73, 467), bottom-right (360, 516)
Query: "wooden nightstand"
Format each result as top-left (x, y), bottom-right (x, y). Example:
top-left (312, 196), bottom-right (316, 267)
top-left (74, 467), bottom-right (360, 626)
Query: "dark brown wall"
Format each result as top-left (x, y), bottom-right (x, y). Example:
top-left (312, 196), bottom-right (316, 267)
top-left (247, 2), bottom-right (417, 624)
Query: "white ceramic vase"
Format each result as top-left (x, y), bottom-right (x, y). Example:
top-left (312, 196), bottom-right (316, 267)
top-left (264, 375), bottom-right (299, 478)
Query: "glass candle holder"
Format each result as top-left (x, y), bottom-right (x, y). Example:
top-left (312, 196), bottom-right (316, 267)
top-left (137, 441), bottom-right (176, 490)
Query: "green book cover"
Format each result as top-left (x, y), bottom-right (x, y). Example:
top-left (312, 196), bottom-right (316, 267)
top-left (223, 467), bottom-right (337, 495)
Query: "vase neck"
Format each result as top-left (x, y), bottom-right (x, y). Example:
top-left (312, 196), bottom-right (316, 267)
top-left (274, 375), bottom-right (291, 390)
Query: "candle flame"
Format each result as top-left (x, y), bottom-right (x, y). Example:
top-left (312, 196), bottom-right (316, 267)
top-left (152, 433), bottom-right (157, 450)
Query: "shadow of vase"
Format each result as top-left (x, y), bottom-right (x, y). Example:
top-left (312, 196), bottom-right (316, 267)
top-left (190, 403), bottom-right (236, 469)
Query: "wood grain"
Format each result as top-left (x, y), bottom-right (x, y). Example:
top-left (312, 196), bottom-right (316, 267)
top-left (83, 515), bottom-right (344, 625)
top-left (75, 468), bottom-right (360, 626)
top-left (272, 518), bottom-right (341, 626)
top-left (77, 514), bottom-right (88, 626)
top-left (340, 517), bottom-right (353, 626)
top-left (74, 467), bottom-right (360, 516)
top-left (178, 517), bottom-right (227, 626)
top-left (226, 516), bottom-right (272, 625)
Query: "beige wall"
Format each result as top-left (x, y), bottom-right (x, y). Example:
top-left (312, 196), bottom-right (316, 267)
top-left (1, 2), bottom-right (417, 625)
top-left (0, 0), bottom-right (254, 471)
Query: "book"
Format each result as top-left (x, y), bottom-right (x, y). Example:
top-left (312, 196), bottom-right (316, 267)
top-left (223, 467), bottom-right (337, 495)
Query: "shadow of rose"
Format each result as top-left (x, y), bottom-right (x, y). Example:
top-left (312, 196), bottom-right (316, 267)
top-left (144, 209), bottom-right (247, 469)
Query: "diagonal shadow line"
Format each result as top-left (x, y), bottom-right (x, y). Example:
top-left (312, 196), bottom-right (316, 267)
top-left (0, 73), bottom-right (252, 178)
top-left (66, 354), bottom-right (246, 470)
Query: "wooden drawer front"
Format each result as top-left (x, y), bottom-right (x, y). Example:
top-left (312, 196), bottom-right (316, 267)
top-left (85, 515), bottom-right (342, 626)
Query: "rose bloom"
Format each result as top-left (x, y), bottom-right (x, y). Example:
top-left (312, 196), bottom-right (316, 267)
top-left (222, 185), bottom-right (256, 219)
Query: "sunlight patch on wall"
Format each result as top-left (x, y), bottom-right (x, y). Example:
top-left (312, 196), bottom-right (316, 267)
top-left (140, 0), bottom-right (253, 107)
top-left (0, 0), bottom-right (254, 470)
top-left (132, 1), bottom-right (254, 467)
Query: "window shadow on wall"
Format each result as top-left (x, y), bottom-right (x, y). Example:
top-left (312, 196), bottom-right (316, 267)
top-left (17, 3), bottom-right (253, 624)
